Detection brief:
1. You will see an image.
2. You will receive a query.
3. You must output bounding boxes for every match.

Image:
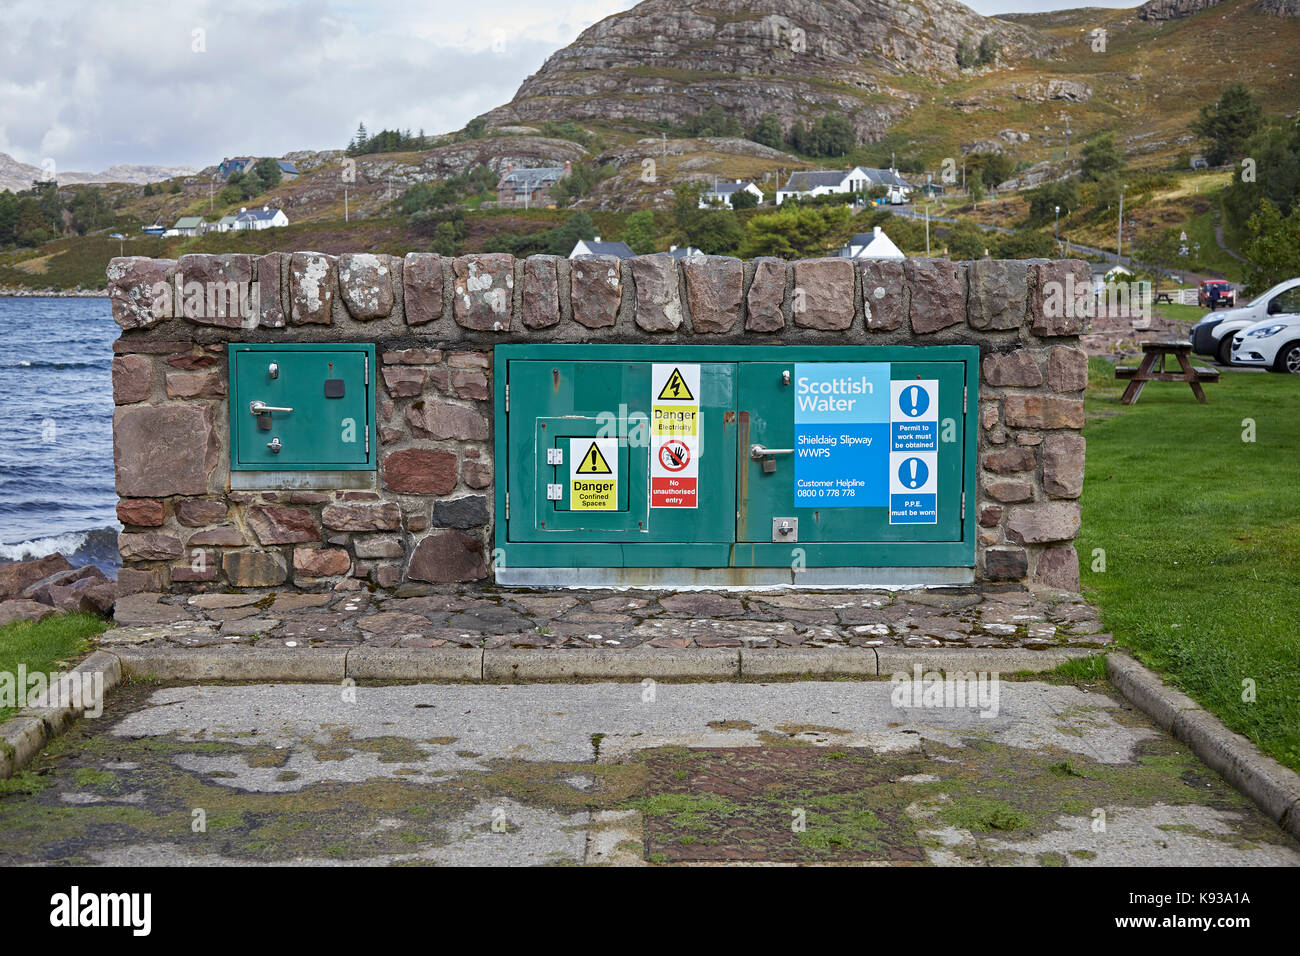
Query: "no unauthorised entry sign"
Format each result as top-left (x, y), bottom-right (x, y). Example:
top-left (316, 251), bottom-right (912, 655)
top-left (651, 365), bottom-right (700, 508)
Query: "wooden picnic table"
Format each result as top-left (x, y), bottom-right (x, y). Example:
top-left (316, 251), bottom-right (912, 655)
top-left (1115, 340), bottom-right (1219, 405)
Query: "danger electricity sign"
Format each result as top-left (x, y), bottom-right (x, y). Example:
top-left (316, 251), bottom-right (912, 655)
top-left (569, 437), bottom-right (618, 510)
top-left (650, 364), bottom-right (700, 508)
top-left (651, 364), bottom-right (699, 438)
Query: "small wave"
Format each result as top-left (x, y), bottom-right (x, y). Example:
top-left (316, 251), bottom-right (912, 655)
top-left (1, 359), bottom-right (110, 370)
top-left (0, 526), bottom-right (121, 571)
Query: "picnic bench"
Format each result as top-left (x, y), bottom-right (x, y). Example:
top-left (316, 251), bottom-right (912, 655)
top-left (1154, 291), bottom-right (1174, 304)
top-left (1115, 341), bottom-right (1219, 405)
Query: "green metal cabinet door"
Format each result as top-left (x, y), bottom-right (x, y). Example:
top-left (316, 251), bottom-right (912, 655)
top-left (230, 345), bottom-right (372, 470)
top-left (505, 359), bottom-right (737, 552)
top-left (736, 360), bottom-right (966, 549)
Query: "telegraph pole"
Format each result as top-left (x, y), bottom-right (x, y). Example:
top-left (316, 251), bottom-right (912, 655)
top-left (1117, 184), bottom-right (1127, 263)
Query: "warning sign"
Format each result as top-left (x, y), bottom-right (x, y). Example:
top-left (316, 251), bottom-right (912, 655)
top-left (575, 441), bottom-right (613, 474)
top-left (651, 363), bottom-right (700, 437)
top-left (651, 438), bottom-right (697, 509)
top-left (656, 367), bottom-right (694, 401)
top-left (569, 437), bottom-right (618, 510)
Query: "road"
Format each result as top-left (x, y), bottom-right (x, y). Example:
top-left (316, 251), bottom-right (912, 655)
top-left (2, 677), bottom-right (1295, 866)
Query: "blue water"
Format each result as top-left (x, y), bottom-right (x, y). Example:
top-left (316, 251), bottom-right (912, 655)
top-left (0, 297), bottom-right (121, 570)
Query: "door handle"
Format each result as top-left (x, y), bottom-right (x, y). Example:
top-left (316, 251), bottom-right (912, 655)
top-left (250, 400), bottom-right (293, 415)
top-left (750, 444), bottom-right (793, 460)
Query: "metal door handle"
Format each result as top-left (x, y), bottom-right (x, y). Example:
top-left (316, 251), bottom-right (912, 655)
top-left (250, 400), bottom-right (293, 415)
top-left (267, 438), bottom-right (282, 453)
top-left (750, 444), bottom-right (793, 460)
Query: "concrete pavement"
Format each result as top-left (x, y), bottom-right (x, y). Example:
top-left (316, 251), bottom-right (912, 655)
top-left (1, 676), bottom-right (1295, 866)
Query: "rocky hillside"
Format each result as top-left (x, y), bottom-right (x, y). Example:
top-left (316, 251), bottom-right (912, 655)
top-left (0, 152), bottom-right (197, 193)
top-left (483, 0), bottom-right (1058, 143)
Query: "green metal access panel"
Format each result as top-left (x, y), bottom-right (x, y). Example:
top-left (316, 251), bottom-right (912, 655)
top-left (228, 343), bottom-right (376, 471)
top-left (494, 345), bottom-right (978, 585)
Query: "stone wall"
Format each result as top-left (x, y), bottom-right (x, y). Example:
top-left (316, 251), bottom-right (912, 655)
top-left (106, 251), bottom-right (1090, 595)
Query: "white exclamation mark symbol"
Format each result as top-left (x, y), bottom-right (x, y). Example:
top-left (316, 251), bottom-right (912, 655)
top-left (910, 387), bottom-right (918, 415)
top-left (909, 459), bottom-right (918, 487)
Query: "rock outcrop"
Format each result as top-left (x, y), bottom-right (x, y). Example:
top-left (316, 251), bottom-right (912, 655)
top-left (1137, 0), bottom-right (1225, 20)
top-left (482, 0), bottom-right (1058, 144)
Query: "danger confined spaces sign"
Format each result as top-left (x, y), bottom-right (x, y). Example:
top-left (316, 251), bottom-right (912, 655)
top-left (569, 437), bottom-right (618, 510)
top-left (650, 365), bottom-right (700, 508)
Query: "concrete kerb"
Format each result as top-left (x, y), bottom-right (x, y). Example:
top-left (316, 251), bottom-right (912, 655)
top-left (1107, 653), bottom-right (1300, 841)
top-left (0, 650), bottom-right (122, 780)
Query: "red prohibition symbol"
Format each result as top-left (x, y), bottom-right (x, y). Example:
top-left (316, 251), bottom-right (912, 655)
top-left (658, 440), bottom-right (690, 472)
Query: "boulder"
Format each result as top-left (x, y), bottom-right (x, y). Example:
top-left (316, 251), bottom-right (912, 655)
top-left (0, 553), bottom-right (75, 600)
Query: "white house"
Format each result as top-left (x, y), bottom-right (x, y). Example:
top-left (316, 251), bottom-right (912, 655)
top-left (171, 216), bottom-right (204, 237)
top-left (569, 237), bottom-right (634, 259)
top-left (777, 167), bottom-right (912, 205)
top-left (698, 180), bottom-right (764, 209)
top-left (668, 245), bottom-right (702, 260)
top-left (233, 206), bottom-right (289, 230)
top-left (213, 214), bottom-right (240, 233)
top-left (839, 226), bottom-right (905, 260)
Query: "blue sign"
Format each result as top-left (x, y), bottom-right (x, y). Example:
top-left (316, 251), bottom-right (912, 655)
top-left (896, 384), bottom-right (930, 417)
top-left (794, 364), bottom-right (888, 508)
top-left (896, 456), bottom-right (929, 490)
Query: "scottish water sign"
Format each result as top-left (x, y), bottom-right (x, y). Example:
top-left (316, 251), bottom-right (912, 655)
top-left (793, 363), bottom-right (889, 507)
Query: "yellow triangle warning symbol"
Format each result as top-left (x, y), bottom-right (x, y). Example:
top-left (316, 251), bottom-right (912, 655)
top-left (657, 367), bottom-right (694, 401)
top-left (575, 441), bottom-right (613, 475)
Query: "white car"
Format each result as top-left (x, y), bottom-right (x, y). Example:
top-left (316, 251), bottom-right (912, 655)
top-left (1189, 277), bottom-right (1300, 366)
top-left (1230, 312), bottom-right (1300, 373)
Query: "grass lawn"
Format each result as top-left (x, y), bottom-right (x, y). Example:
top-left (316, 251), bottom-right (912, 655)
top-left (0, 613), bottom-right (106, 722)
top-left (1079, 357), bottom-right (1300, 771)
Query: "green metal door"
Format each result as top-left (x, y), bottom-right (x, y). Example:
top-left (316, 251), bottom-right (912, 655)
top-left (736, 360), bottom-right (965, 548)
top-left (229, 344), bottom-right (374, 470)
top-left (505, 359), bottom-right (737, 552)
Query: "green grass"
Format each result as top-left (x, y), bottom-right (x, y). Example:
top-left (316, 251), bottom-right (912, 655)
top-left (1154, 302), bottom-right (1209, 324)
top-left (1080, 357), bottom-right (1300, 770)
top-left (0, 613), bottom-right (105, 721)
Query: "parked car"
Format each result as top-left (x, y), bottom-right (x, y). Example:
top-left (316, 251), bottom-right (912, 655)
top-left (1198, 279), bottom-right (1236, 309)
top-left (1230, 306), bottom-right (1300, 374)
top-left (1190, 277), bottom-right (1300, 366)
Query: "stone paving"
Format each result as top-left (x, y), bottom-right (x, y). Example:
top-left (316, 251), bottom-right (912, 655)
top-left (101, 585), bottom-right (1113, 653)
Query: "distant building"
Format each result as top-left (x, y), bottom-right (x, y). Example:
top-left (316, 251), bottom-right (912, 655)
top-left (838, 226), bottom-right (905, 260)
top-left (170, 216), bottom-right (205, 237)
top-left (213, 214), bottom-right (240, 233)
top-left (667, 245), bottom-right (702, 260)
top-left (777, 167), bottom-right (912, 205)
top-left (497, 162), bottom-right (571, 207)
top-left (570, 237), bottom-right (634, 259)
top-left (233, 205), bottom-right (289, 230)
top-left (698, 180), bottom-right (764, 209)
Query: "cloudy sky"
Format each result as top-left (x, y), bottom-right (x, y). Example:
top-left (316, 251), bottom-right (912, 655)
top-left (0, 0), bottom-right (1136, 174)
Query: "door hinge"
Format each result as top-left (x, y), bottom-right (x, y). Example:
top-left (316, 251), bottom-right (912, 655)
top-left (504, 384), bottom-right (509, 412)
top-left (364, 354), bottom-right (369, 386)
top-left (963, 385), bottom-right (967, 414)
top-left (961, 491), bottom-right (966, 513)
top-left (504, 492), bottom-right (510, 520)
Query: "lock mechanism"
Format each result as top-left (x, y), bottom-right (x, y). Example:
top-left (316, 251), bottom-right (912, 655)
top-left (267, 438), bottom-right (282, 453)
top-left (771, 517), bottom-right (798, 543)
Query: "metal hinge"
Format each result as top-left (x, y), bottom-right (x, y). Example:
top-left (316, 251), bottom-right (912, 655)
top-left (364, 354), bottom-right (369, 385)
top-left (504, 492), bottom-right (510, 520)
top-left (504, 384), bottom-right (509, 412)
top-left (963, 385), bottom-right (967, 414)
top-left (961, 491), bottom-right (966, 513)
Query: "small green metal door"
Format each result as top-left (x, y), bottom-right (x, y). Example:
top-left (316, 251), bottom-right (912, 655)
top-left (229, 345), bottom-right (373, 470)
